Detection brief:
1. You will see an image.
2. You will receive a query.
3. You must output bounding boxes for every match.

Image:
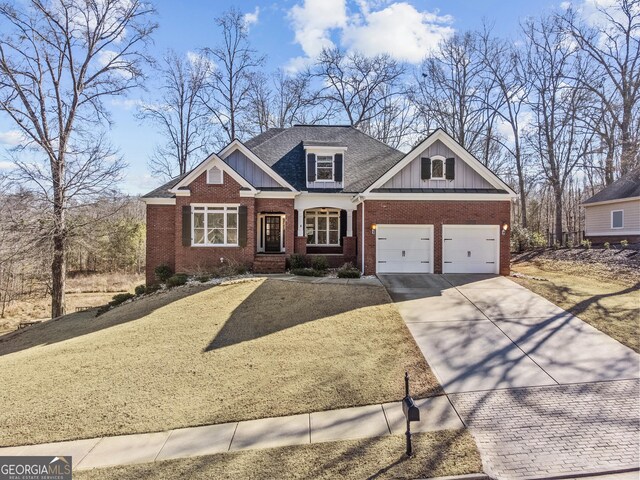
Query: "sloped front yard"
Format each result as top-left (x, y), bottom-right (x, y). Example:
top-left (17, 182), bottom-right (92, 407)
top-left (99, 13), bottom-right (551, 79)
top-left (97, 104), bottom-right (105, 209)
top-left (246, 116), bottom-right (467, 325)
top-left (0, 279), bottom-right (439, 447)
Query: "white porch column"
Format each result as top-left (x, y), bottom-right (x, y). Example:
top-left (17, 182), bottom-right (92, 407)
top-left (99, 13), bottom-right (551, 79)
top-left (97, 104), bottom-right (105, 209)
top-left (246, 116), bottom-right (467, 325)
top-left (297, 209), bottom-right (304, 237)
top-left (346, 209), bottom-right (353, 236)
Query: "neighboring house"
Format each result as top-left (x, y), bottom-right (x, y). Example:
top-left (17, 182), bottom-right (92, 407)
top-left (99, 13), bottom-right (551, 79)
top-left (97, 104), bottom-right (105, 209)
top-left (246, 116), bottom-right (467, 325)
top-left (583, 168), bottom-right (640, 245)
top-left (142, 126), bottom-right (516, 284)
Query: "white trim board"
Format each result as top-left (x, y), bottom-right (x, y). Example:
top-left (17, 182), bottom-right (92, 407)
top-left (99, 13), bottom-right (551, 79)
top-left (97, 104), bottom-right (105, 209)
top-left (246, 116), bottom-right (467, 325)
top-left (141, 198), bottom-right (176, 205)
top-left (364, 129), bottom-right (517, 196)
top-left (582, 196), bottom-right (640, 207)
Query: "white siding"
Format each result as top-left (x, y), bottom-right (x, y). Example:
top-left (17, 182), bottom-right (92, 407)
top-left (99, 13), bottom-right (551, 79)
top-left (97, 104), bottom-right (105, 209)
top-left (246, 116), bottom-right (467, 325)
top-left (381, 140), bottom-right (492, 189)
top-left (585, 200), bottom-right (640, 236)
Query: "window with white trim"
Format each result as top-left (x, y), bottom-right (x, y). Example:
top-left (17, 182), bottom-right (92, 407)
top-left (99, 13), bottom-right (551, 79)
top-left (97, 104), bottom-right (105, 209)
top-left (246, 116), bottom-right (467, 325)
top-left (316, 156), bottom-right (334, 181)
top-left (611, 210), bottom-right (624, 229)
top-left (305, 209), bottom-right (340, 245)
top-left (192, 205), bottom-right (238, 246)
top-left (431, 158), bottom-right (444, 179)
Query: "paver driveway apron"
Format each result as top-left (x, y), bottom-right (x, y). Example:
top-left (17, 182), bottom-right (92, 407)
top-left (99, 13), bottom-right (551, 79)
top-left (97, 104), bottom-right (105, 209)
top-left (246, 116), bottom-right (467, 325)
top-left (381, 274), bottom-right (640, 480)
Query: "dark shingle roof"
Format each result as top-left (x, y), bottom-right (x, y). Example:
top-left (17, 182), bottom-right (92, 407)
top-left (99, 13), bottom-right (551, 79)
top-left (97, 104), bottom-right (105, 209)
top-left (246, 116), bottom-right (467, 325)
top-left (583, 168), bottom-right (640, 204)
top-left (247, 125), bottom-right (404, 192)
top-left (143, 125), bottom-right (404, 198)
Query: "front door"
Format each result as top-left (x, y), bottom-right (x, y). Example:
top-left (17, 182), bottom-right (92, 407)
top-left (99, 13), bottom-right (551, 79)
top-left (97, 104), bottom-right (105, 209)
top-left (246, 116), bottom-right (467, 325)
top-left (264, 216), bottom-right (282, 252)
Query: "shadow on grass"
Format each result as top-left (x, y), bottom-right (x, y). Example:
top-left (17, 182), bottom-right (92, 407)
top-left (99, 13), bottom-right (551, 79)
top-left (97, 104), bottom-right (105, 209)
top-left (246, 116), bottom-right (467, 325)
top-left (204, 281), bottom-right (388, 351)
top-left (0, 284), bottom-right (213, 357)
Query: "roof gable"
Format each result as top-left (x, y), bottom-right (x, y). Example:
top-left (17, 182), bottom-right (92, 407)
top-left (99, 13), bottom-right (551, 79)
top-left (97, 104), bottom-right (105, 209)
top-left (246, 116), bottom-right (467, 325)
top-left (365, 129), bottom-right (516, 195)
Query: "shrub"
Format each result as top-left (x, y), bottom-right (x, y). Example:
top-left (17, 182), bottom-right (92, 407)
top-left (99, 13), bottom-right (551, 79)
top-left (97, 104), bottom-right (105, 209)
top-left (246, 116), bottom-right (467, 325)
top-left (531, 232), bottom-right (546, 248)
top-left (510, 224), bottom-right (547, 252)
top-left (621, 239), bottom-right (629, 248)
top-left (111, 292), bottom-right (135, 306)
top-left (311, 256), bottom-right (329, 271)
top-left (134, 284), bottom-right (146, 296)
top-left (166, 274), bottom-right (188, 288)
top-left (154, 264), bottom-right (173, 282)
top-left (196, 275), bottom-right (210, 283)
top-left (566, 239), bottom-right (574, 248)
top-left (604, 242), bottom-right (611, 250)
top-left (288, 254), bottom-right (310, 270)
top-left (146, 283), bottom-right (161, 293)
top-left (337, 263), bottom-right (361, 278)
top-left (580, 239), bottom-right (592, 250)
top-left (290, 268), bottom-right (325, 277)
top-left (552, 241), bottom-right (561, 250)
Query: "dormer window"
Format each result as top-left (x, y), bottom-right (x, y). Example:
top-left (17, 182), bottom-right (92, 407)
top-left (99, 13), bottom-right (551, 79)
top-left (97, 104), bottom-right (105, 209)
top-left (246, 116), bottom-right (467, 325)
top-left (316, 156), bottom-right (334, 181)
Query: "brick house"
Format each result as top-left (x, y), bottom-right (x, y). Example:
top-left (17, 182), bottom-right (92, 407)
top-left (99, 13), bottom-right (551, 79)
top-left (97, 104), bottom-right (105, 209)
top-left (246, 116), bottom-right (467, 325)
top-left (142, 126), bottom-right (516, 284)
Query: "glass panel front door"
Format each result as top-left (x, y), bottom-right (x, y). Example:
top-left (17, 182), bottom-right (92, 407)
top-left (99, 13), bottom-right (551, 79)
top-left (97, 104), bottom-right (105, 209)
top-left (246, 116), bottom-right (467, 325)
top-left (264, 216), bottom-right (281, 252)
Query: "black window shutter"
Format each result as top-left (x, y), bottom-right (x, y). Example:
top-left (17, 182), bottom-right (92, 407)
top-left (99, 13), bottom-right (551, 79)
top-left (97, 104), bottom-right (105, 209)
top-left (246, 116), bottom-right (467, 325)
top-left (182, 206), bottom-right (191, 246)
top-left (421, 157), bottom-right (431, 180)
top-left (238, 205), bottom-right (248, 247)
top-left (307, 153), bottom-right (316, 182)
top-left (339, 210), bottom-right (347, 245)
top-left (334, 153), bottom-right (343, 182)
top-left (445, 157), bottom-right (455, 180)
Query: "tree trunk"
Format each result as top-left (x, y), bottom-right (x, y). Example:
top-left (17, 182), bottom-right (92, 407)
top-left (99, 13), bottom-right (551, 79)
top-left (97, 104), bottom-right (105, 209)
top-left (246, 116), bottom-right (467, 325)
top-left (51, 171), bottom-right (66, 318)
top-left (554, 186), bottom-right (563, 245)
top-left (620, 102), bottom-right (636, 175)
top-left (514, 143), bottom-right (528, 228)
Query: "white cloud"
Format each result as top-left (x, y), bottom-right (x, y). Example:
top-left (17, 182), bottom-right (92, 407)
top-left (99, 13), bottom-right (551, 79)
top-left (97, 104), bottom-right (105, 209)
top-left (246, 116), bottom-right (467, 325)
top-left (0, 130), bottom-right (26, 146)
top-left (244, 7), bottom-right (260, 29)
top-left (342, 2), bottom-right (454, 63)
top-left (562, 0), bottom-right (640, 29)
top-left (0, 161), bottom-right (14, 170)
top-left (110, 98), bottom-right (141, 110)
top-left (288, 0), bottom-right (348, 59)
top-left (286, 0), bottom-right (454, 70)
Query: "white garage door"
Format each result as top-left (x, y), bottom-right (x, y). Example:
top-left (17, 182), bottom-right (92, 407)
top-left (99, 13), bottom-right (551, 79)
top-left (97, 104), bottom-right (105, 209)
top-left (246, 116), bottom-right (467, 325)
top-left (442, 225), bottom-right (499, 274)
top-left (376, 225), bottom-right (433, 273)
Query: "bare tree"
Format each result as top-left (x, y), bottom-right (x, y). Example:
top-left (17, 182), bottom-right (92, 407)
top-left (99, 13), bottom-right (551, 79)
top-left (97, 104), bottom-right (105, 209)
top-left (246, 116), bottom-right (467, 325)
top-left (201, 7), bottom-right (265, 145)
top-left (314, 48), bottom-right (406, 134)
top-left (138, 50), bottom-right (212, 179)
top-left (521, 15), bottom-right (594, 244)
top-left (0, 0), bottom-right (156, 317)
top-left (560, 0), bottom-right (640, 178)
top-left (477, 28), bottom-right (533, 227)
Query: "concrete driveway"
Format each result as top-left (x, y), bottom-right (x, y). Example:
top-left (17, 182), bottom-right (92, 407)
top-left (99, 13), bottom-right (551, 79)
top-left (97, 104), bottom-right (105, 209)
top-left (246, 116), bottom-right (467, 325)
top-left (380, 274), bottom-right (640, 392)
top-left (381, 274), bottom-right (640, 479)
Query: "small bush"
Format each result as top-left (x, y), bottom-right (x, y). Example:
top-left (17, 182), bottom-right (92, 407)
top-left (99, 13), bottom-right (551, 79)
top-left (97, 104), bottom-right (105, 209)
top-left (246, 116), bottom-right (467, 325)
top-left (134, 284), bottom-right (146, 296)
top-left (337, 262), bottom-right (361, 279)
top-left (552, 241), bottom-right (561, 250)
top-left (580, 239), bottom-right (592, 250)
top-left (166, 274), bottom-right (188, 288)
top-left (311, 256), bottom-right (329, 271)
top-left (531, 232), bottom-right (546, 248)
top-left (290, 268), bottom-right (325, 277)
top-left (510, 225), bottom-right (547, 252)
top-left (288, 254), bottom-right (310, 270)
top-left (146, 283), bottom-right (161, 293)
top-left (154, 264), bottom-right (173, 282)
top-left (196, 275), bottom-right (210, 283)
top-left (604, 242), bottom-right (611, 250)
top-left (621, 239), bottom-right (629, 248)
top-left (566, 239), bottom-right (574, 248)
top-left (111, 292), bottom-right (135, 306)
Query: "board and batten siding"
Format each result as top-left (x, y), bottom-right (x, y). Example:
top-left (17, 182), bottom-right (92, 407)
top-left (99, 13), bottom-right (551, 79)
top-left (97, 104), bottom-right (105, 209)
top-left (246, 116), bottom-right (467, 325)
top-left (381, 140), bottom-right (492, 189)
top-left (223, 150), bottom-right (282, 189)
top-left (585, 200), bottom-right (640, 236)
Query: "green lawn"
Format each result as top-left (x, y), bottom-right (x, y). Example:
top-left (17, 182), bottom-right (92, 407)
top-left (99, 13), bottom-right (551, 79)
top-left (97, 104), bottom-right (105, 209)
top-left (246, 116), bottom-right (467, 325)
top-left (0, 278), bottom-right (440, 446)
top-left (74, 430), bottom-right (481, 480)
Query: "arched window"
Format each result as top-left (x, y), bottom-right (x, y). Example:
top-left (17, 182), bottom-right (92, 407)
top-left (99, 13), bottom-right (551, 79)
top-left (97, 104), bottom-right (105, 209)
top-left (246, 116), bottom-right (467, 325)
top-left (431, 158), bottom-right (444, 179)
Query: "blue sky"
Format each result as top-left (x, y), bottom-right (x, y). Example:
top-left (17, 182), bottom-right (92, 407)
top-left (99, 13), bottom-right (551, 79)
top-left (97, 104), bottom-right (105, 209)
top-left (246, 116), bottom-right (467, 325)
top-left (0, 0), bottom-right (571, 195)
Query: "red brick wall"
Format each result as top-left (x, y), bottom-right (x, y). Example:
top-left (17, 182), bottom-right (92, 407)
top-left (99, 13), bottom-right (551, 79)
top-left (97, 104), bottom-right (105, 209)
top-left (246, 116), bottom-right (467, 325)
top-left (175, 172), bottom-right (256, 274)
top-left (362, 200), bottom-right (511, 276)
top-left (294, 236), bottom-right (307, 254)
top-left (146, 205), bottom-right (176, 285)
top-left (343, 236), bottom-right (357, 265)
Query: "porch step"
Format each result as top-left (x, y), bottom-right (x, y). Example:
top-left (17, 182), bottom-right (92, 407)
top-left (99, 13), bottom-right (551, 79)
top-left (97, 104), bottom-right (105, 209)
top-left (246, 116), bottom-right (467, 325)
top-left (253, 254), bottom-right (287, 274)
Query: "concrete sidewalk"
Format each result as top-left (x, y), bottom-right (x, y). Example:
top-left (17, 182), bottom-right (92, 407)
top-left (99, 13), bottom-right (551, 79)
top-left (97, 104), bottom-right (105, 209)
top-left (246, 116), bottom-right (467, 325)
top-left (0, 396), bottom-right (462, 471)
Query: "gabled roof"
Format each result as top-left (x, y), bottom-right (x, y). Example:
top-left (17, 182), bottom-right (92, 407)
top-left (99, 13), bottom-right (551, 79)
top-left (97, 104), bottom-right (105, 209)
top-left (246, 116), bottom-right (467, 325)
top-left (583, 168), bottom-right (640, 205)
top-left (245, 125), bottom-right (405, 192)
top-left (364, 128), bottom-right (516, 196)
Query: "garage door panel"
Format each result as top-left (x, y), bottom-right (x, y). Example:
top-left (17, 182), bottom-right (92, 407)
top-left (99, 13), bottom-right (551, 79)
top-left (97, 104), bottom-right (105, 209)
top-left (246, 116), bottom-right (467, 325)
top-left (376, 225), bottom-right (433, 274)
top-left (442, 226), bottom-right (499, 274)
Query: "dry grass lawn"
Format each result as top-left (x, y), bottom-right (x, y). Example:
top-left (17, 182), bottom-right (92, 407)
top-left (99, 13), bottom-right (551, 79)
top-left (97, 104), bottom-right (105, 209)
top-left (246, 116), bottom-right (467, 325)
top-left (0, 278), bottom-right (439, 447)
top-left (74, 430), bottom-right (481, 480)
top-left (511, 259), bottom-right (640, 352)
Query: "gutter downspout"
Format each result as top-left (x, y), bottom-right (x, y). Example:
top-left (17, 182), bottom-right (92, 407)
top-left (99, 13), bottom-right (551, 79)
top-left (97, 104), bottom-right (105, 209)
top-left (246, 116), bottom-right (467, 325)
top-left (361, 200), bottom-right (365, 274)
